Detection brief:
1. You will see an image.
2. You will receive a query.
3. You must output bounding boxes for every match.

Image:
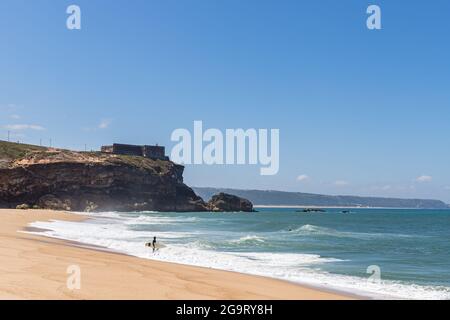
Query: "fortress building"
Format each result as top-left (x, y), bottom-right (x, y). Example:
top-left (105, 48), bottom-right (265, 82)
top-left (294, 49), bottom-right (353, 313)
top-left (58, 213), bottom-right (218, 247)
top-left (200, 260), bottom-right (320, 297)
top-left (101, 143), bottom-right (168, 160)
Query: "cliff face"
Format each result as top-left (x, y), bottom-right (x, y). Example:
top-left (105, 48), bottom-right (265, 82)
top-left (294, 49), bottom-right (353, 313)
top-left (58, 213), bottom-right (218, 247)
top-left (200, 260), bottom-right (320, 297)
top-left (0, 142), bottom-right (207, 212)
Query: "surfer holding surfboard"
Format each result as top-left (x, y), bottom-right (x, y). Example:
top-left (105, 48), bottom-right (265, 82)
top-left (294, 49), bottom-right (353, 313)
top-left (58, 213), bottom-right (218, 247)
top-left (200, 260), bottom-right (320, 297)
top-left (146, 237), bottom-right (165, 252)
top-left (145, 237), bottom-right (157, 252)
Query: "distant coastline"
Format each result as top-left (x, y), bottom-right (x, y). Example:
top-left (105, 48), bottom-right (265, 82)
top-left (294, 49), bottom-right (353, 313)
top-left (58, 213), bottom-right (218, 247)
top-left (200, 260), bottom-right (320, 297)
top-left (254, 205), bottom-right (447, 209)
top-left (194, 187), bottom-right (449, 209)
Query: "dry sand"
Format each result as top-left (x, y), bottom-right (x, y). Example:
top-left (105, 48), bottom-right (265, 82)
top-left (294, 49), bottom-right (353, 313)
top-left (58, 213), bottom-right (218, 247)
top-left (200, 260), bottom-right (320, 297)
top-left (0, 209), bottom-right (354, 300)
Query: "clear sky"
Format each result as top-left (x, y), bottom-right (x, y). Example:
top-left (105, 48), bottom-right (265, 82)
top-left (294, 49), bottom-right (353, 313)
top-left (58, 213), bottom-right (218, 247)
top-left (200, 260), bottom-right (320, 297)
top-left (1, 0), bottom-right (450, 202)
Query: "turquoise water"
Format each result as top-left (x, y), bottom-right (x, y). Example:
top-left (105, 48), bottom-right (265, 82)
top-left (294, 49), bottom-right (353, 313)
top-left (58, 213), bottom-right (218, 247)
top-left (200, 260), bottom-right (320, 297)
top-left (31, 208), bottom-right (450, 299)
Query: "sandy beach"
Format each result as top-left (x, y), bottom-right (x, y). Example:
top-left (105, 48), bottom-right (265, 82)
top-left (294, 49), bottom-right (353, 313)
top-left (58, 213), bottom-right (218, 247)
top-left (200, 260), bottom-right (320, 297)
top-left (0, 209), bottom-right (354, 300)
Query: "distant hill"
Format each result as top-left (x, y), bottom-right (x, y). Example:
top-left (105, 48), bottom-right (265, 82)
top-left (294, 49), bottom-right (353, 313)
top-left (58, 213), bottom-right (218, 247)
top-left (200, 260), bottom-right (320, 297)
top-left (193, 187), bottom-right (449, 209)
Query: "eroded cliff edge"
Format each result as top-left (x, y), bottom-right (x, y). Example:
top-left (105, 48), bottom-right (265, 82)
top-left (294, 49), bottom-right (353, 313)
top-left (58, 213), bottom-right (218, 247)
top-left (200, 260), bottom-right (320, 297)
top-left (0, 141), bottom-right (207, 212)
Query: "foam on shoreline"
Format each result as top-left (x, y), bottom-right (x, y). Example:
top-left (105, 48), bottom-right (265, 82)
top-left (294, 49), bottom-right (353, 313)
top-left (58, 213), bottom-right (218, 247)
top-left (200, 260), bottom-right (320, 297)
top-left (24, 211), bottom-right (450, 300)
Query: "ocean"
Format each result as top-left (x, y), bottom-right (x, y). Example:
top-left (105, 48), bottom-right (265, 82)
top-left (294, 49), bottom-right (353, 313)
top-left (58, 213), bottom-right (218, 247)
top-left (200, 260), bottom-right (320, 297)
top-left (29, 208), bottom-right (450, 299)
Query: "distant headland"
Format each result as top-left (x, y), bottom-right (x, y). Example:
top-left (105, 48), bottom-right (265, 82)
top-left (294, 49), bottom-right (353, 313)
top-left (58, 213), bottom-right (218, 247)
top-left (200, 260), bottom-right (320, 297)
top-left (194, 187), bottom-right (449, 209)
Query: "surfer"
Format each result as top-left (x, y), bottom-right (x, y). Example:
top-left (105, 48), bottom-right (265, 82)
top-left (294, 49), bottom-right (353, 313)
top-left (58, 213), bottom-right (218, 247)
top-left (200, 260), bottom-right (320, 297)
top-left (145, 236), bottom-right (158, 252)
top-left (152, 236), bottom-right (157, 252)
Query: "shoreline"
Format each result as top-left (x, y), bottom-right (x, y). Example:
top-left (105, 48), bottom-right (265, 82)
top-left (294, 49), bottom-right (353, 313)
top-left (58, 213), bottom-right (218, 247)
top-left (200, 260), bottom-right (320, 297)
top-left (0, 209), bottom-right (357, 300)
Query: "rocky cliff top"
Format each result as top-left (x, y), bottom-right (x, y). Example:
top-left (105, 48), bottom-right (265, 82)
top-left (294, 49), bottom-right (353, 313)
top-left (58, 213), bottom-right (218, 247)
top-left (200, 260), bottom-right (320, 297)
top-left (0, 141), bottom-right (205, 212)
top-left (0, 140), bottom-right (46, 168)
top-left (0, 141), bottom-right (174, 173)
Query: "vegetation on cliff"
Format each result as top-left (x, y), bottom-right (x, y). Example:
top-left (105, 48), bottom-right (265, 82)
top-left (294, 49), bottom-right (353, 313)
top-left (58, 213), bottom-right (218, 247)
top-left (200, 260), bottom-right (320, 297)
top-left (0, 140), bottom-right (45, 168)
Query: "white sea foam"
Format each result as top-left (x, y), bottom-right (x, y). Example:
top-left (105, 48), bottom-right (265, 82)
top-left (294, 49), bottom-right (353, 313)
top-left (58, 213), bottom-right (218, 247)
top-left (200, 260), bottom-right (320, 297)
top-left (26, 214), bottom-right (450, 300)
top-left (287, 224), bottom-right (417, 240)
top-left (91, 211), bottom-right (201, 225)
top-left (229, 235), bottom-right (266, 244)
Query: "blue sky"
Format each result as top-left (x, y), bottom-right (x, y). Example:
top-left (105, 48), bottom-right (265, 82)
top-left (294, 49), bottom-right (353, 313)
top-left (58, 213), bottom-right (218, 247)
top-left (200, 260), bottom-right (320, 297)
top-left (1, 0), bottom-right (450, 202)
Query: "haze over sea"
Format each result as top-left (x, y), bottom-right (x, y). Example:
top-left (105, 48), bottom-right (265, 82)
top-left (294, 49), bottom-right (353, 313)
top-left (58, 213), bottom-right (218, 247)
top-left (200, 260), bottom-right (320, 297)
top-left (30, 208), bottom-right (450, 299)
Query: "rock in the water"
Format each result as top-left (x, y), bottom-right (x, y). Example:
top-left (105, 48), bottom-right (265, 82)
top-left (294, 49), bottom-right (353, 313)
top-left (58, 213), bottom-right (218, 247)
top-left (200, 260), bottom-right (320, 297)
top-left (207, 193), bottom-right (254, 212)
top-left (16, 204), bottom-right (30, 210)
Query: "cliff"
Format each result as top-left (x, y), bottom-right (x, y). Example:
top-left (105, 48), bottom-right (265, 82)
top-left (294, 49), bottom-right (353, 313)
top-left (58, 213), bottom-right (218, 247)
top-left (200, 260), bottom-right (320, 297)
top-left (0, 141), bottom-right (207, 212)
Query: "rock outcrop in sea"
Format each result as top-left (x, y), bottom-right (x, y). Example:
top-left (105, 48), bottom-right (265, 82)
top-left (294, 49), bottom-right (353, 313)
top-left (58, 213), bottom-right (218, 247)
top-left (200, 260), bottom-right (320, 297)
top-left (207, 193), bottom-right (254, 212)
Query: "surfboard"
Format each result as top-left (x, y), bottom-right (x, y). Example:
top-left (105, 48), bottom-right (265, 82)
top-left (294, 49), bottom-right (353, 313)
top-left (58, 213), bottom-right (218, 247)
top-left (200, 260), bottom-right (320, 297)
top-left (145, 242), bottom-right (166, 250)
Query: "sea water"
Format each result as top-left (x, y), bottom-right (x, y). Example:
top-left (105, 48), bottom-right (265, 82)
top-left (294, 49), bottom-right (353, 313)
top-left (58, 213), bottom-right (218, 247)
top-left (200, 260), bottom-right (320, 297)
top-left (29, 208), bottom-right (450, 299)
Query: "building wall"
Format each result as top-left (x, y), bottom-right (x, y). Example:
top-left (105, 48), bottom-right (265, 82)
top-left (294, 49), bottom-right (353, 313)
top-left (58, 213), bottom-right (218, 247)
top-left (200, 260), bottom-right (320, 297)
top-left (112, 144), bottom-right (143, 156)
top-left (101, 143), bottom-right (167, 160)
top-left (142, 145), bottom-right (165, 159)
top-left (101, 145), bottom-right (113, 153)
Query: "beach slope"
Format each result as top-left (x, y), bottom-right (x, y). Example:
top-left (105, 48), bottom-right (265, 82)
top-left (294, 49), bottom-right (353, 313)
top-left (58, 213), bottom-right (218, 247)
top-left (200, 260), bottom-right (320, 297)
top-left (0, 209), bottom-right (352, 300)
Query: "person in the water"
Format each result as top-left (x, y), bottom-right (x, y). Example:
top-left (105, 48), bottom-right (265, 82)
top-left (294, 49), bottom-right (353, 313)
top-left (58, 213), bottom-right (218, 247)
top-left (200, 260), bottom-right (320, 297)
top-left (152, 236), bottom-right (157, 252)
top-left (145, 237), bottom-right (157, 252)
